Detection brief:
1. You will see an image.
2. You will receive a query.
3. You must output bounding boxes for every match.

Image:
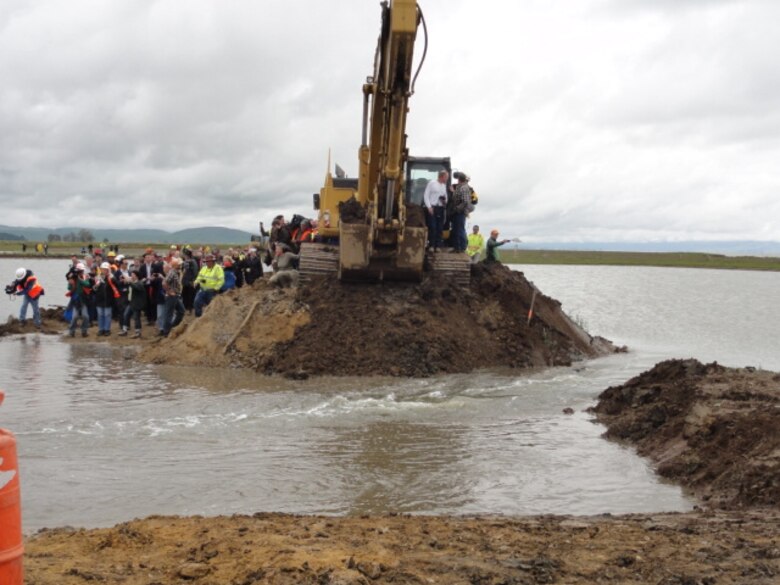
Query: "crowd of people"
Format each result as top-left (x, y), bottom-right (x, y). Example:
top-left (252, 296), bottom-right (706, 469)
top-left (7, 182), bottom-right (512, 334)
top-left (60, 245), bottom-right (266, 338)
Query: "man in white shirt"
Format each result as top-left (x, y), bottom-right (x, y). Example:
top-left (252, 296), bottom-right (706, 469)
top-left (423, 170), bottom-right (449, 251)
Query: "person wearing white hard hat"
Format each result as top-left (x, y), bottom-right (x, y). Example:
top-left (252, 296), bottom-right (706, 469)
top-left (93, 262), bottom-right (120, 336)
top-left (7, 267), bottom-right (45, 328)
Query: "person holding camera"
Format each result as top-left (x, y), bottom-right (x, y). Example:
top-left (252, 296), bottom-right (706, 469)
top-left (67, 263), bottom-right (92, 337)
top-left (93, 262), bottom-right (120, 336)
top-left (423, 169), bottom-right (449, 252)
top-left (8, 267), bottom-right (45, 329)
top-left (119, 270), bottom-right (147, 338)
top-left (138, 251), bottom-right (164, 325)
top-left (161, 258), bottom-right (186, 337)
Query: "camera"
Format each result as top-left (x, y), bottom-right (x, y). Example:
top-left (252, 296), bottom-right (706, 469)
top-left (5, 284), bottom-right (15, 295)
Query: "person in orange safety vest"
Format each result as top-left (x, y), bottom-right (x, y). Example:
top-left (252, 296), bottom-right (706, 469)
top-left (8, 267), bottom-right (44, 329)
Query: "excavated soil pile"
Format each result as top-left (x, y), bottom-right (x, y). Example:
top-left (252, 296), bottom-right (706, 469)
top-left (140, 262), bottom-right (616, 376)
top-left (591, 359), bottom-right (780, 509)
top-left (338, 197), bottom-right (366, 223)
top-left (24, 510), bottom-right (780, 585)
top-left (0, 307), bottom-right (65, 337)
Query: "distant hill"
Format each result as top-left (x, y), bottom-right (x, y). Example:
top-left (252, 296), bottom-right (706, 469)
top-left (0, 231), bottom-right (24, 241)
top-left (0, 225), bottom-right (254, 244)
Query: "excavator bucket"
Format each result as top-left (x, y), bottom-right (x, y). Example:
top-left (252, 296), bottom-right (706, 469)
top-left (396, 226), bottom-right (426, 271)
top-left (339, 224), bottom-right (427, 282)
top-left (339, 224), bottom-right (371, 279)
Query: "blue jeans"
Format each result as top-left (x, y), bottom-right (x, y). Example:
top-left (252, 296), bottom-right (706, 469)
top-left (123, 305), bottom-right (142, 332)
top-left (451, 212), bottom-right (467, 252)
top-left (194, 289), bottom-right (217, 317)
top-left (96, 306), bottom-right (112, 332)
top-left (427, 206), bottom-right (445, 249)
top-left (20, 295), bottom-right (41, 326)
top-left (69, 303), bottom-right (90, 333)
top-left (157, 302), bottom-right (167, 332)
top-left (163, 295), bottom-right (185, 333)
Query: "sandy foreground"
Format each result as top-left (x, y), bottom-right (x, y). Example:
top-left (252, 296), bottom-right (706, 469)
top-left (24, 510), bottom-right (780, 585)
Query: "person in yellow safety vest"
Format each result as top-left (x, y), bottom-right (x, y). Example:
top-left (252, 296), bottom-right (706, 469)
top-left (466, 225), bottom-right (485, 264)
top-left (193, 253), bottom-right (225, 317)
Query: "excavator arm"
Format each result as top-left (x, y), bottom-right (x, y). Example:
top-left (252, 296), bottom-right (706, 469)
top-left (339, 0), bottom-right (428, 281)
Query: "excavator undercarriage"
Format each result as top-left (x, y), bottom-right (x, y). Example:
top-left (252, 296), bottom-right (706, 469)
top-left (299, 241), bottom-right (471, 285)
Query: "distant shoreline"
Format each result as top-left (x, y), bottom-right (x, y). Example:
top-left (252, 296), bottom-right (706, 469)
top-left (2, 247), bottom-right (780, 271)
top-left (501, 248), bottom-right (780, 271)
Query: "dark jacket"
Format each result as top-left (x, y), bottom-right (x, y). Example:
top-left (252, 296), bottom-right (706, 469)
top-left (128, 281), bottom-right (147, 311)
top-left (181, 258), bottom-right (199, 287)
top-left (243, 256), bottom-right (263, 285)
top-left (93, 275), bottom-right (119, 308)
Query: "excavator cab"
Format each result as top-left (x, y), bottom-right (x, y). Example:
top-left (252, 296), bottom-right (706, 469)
top-left (405, 156), bottom-right (452, 206)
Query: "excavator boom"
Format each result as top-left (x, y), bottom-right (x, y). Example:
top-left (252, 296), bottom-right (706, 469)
top-left (337, 0), bottom-right (427, 282)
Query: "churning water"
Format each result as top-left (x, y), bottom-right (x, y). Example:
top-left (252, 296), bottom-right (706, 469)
top-left (1, 259), bottom-right (779, 532)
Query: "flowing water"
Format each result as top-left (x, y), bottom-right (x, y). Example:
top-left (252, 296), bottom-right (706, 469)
top-left (1, 259), bottom-right (779, 532)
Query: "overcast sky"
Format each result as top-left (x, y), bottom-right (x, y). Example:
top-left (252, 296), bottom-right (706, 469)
top-left (1, 0), bottom-right (778, 241)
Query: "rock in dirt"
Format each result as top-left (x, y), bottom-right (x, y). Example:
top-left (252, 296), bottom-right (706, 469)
top-left (140, 262), bottom-right (617, 377)
top-left (591, 358), bottom-right (780, 508)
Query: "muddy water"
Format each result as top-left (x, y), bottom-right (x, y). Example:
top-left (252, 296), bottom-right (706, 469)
top-left (2, 260), bottom-right (779, 532)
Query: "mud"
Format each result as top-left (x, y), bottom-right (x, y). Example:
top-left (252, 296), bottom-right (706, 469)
top-left (338, 197), bottom-right (367, 224)
top-left (405, 204), bottom-right (427, 228)
top-left (0, 307), bottom-right (65, 337)
top-left (591, 359), bottom-right (780, 509)
top-left (139, 262), bottom-right (616, 377)
top-left (24, 510), bottom-right (780, 585)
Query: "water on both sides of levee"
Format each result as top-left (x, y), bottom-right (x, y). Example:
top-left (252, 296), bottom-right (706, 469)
top-left (1, 259), bottom-right (779, 532)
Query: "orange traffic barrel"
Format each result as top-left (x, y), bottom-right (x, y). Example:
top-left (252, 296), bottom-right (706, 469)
top-left (0, 390), bottom-right (23, 585)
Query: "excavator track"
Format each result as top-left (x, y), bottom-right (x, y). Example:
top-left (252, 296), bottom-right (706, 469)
top-left (298, 242), bottom-right (339, 281)
top-left (425, 249), bottom-right (471, 287)
top-left (298, 242), bottom-right (471, 287)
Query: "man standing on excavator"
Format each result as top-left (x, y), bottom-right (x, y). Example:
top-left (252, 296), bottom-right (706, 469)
top-left (451, 172), bottom-right (471, 253)
top-left (424, 169), bottom-right (449, 252)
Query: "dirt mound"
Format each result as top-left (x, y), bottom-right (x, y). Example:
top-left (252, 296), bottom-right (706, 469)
top-left (0, 306), bottom-right (65, 337)
top-left (24, 510), bottom-right (780, 585)
top-left (591, 359), bottom-right (780, 509)
top-left (141, 263), bottom-right (616, 377)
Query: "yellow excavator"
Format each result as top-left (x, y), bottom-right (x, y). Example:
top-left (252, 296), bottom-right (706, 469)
top-left (299, 0), bottom-right (470, 285)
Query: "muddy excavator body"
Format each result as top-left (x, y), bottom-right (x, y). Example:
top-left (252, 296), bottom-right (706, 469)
top-left (302, 0), bottom-right (470, 285)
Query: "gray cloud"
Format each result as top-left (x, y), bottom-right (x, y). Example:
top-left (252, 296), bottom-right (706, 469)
top-left (1, 0), bottom-right (779, 242)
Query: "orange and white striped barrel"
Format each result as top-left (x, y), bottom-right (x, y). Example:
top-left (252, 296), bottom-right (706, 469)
top-left (0, 390), bottom-right (23, 585)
